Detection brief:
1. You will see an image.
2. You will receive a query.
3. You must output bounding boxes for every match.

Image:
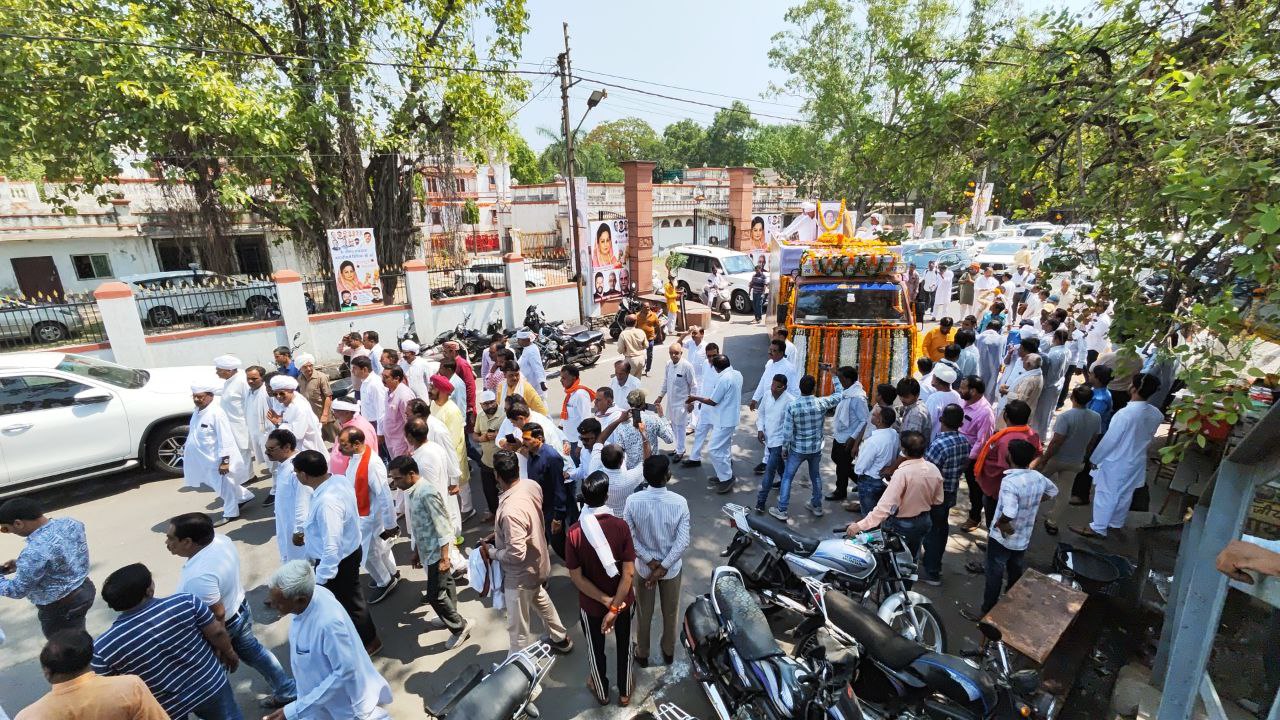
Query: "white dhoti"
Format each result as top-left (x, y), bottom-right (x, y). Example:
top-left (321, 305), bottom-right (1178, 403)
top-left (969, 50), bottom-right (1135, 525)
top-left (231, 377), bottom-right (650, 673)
top-left (1089, 466), bottom-right (1145, 535)
top-left (708, 425), bottom-right (735, 482)
top-left (359, 514), bottom-right (397, 586)
top-left (667, 403), bottom-right (691, 456)
top-left (691, 417), bottom-right (715, 459)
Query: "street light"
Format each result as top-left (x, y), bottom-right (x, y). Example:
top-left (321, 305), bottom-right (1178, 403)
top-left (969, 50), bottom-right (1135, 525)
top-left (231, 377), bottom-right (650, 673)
top-left (573, 89), bottom-right (607, 136)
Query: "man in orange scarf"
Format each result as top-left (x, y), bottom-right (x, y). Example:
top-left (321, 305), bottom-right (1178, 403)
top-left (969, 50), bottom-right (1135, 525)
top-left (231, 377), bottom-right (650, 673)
top-left (965, 399), bottom-right (1040, 575)
top-left (337, 426), bottom-right (400, 604)
top-left (559, 363), bottom-right (595, 463)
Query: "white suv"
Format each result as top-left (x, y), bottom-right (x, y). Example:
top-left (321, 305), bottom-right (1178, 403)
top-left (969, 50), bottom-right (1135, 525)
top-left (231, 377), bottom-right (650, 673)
top-left (121, 270), bottom-right (277, 328)
top-left (0, 352), bottom-right (211, 494)
top-left (666, 245), bottom-right (759, 314)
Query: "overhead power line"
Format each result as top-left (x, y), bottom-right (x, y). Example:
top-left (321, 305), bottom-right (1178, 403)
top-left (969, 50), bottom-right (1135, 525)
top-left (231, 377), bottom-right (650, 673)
top-left (572, 66), bottom-right (811, 110)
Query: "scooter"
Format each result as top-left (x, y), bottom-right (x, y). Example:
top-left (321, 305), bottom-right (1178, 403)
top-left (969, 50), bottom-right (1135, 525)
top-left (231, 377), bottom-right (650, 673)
top-left (425, 641), bottom-right (555, 720)
top-left (792, 576), bottom-right (1055, 720)
top-left (720, 504), bottom-right (947, 654)
top-left (682, 566), bottom-right (867, 720)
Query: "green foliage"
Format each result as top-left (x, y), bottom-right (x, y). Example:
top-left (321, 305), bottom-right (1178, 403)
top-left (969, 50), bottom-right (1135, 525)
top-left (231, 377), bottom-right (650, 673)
top-left (703, 101), bottom-right (760, 168)
top-left (507, 134), bottom-right (547, 185)
top-left (660, 119), bottom-right (708, 174)
top-left (461, 199), bottom-right (480, 226)
top-left (585, 118), bottom-right (661, 165)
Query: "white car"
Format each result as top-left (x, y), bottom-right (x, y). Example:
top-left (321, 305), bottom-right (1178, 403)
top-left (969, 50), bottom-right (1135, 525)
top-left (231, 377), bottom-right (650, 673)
top-left (666, 245), bottom-right (759, 314)
top-left (975, 238), bottom-right (1045, 272)
top-left (453, 261), bottom-right (544, 294)
top-left (972, 228), bottom-right (1017, 254)
top-left (1013, 222), bottom-right (1062, 238)
top-left (121, 270), bottom-right (277, 328)
top-left (0, 352), bottom-right (211, 494)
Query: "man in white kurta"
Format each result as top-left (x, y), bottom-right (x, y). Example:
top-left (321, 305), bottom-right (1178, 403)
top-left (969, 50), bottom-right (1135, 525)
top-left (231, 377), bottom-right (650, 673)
top-left (214, 355), bottom-right (254, 486)
top-left (750, 341), bottom-right (800, 406)
top-left (399, 340), bottom-right (433, 399)
top-left (780, 201), bottom-right (819, 243)
top-left (350, 356), bottom-right (386, 434)
top-left (516, 331), bottom-right (548, 404)
top-left (269, 375), bottom-right (326, 453)
top-left (1032, 336), bottom-right (1070, 436)
top-left (266, 562), bottom-right (392, 720)
top-left (689, 357), bottom-right (743, 491)
top-left (338, 429), bottom-right (398, 594)
top-left (656, 343), bottom-right (697, 459)
top-left (266, 429), bottom-right (310, 563)
top-left (184, 380), bottom-right (252, 524)
top-left (1077, 374), bottom-right (1165, 538)
top-left (933, 265), bottom-right (955, 318)
top-left (976, 325), bottom-right (1005, 403)
top-left (245, 365), bottom-right (272, 474)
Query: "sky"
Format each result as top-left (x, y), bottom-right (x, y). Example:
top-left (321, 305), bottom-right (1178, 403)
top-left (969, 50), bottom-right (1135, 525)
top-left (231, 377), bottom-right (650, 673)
top-left (511, 0), bottom-right (1094, 151)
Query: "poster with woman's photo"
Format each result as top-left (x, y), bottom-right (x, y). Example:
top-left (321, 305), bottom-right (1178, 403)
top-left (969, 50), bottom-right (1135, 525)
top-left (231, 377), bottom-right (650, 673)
top-left (749, 214), bottom-right (782, 267)
top-left (327, 227), bottom-right (380, 309)
top-left (588, 219), bottom-right (629, 313)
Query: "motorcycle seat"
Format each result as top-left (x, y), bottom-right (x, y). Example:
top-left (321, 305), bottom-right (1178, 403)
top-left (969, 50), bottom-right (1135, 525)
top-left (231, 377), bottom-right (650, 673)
top-left (573, 329), bottom-right (604, 344)
top-left (824, 591), bottom-right (926, 671)
top-left (713, 572), bottom-right (783, 662)
top-left (745, 513), bottom-right (820, 555)
top-left (449, 660), bottom-right (534, 720)
top-left (908, 652), bottom-right (997, 713)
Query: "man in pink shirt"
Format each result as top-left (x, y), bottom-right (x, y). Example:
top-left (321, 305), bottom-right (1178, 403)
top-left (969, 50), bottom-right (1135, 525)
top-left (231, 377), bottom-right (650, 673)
top-left (329, 400), bottom-right (378, 474)
top-left (381, 366), bottom-right (416, 459)
top-left (957, 375), bottom-right (996, 531)
top-left (846, 431), bottom-right (943, 559)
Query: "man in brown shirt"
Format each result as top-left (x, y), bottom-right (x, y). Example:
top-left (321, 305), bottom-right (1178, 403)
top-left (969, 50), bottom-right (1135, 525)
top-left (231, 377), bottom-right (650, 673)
top-left (616, 315), bottom-right (648, 378)
top-left (17, 630), bottom-right (167, 720)
top-left (295, 352), bottom-right (339, 441)
top-left (846, 430), bottom-right (943, 559)
top-left (481, 450), bottom-right (574, 655)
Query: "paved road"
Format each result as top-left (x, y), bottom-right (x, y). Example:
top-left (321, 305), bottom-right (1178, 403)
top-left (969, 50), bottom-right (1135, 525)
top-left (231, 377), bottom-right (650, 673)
top-left (0, 315), bottom-right (1098, 719)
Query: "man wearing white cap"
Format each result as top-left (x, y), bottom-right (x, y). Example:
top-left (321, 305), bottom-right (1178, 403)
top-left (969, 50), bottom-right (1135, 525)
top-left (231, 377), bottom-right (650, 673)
top-left (329, 400), bottom-right (378, 476)
top-left (185, 379), bottom-right (252, 526)
top-left (780, 201), bottom-right (818, 243)
top-left (214, 355), bottom-right (255, 486)
top-left (925, 365), bottom-right (962, 440)
top-left (399, 340), bottom-right (433, 400)
top-left (267, 375), bottom-right (325, 453)
top-left (515, 331), bottom-right (547, 404)
top-left (295, 353), bottom-right (339, 442)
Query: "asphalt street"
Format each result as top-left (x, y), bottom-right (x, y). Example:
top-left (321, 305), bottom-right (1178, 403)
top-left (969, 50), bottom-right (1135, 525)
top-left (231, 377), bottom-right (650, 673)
top-left (0, 314), bottom-right (1099, 719)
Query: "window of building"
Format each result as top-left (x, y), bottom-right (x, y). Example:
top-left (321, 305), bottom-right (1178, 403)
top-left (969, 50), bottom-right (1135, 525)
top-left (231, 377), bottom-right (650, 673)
top-left (71, 253), bottom-right (113, 280)
top-left (9, 185), bottom-right (29, 200)
top-left (660, 219), bottom-right (671, 228)
top-left (430, 208), bottom-right (443, 226)
top-left (488, 174), bottom-right (497, 189)
top-left (490, 209), bottom-right (498, 225)
top-left (455, 178), bottom-right (467, 193)
top-left (153, 239), bottom-right (199, 271)
top-left (234, 236), bottom-right (272, 276)
top-left (425, 177), bottom-right (439, 194)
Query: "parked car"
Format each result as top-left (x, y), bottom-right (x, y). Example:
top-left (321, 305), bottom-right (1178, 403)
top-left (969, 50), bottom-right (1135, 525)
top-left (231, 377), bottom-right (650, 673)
top-left (972, 227), bottom-right (1018, 253)
top-left (975, 238), bottom-right (1045, 272)
top-left (666, 245), bottom-right (759, 314)
top-left (0, 299), bottom-right (86, 344)
top-left (0, 352), bottom-right (209, 493)
top-left (120, 270), bottom-right (276, 328)
top-left (453, 261), bottom-right (544, 294)
top-left (1013, 222), bottom-right (1062, 238)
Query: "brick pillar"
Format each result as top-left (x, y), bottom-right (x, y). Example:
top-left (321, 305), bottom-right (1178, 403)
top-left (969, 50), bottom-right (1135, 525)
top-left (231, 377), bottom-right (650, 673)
top-left (728, 167), bottom-right (756, 251)
top-left (621, 160), bottom-right (657, 295)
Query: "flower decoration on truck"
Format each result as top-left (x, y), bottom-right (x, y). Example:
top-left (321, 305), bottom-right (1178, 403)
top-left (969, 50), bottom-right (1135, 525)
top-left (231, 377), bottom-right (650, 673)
top-left (798, 247), bottom-right (900, 278)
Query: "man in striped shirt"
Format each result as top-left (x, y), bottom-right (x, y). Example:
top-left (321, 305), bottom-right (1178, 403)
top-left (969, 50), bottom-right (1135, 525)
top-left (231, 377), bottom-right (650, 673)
top-left (93, 563), bottom-right (241, 719)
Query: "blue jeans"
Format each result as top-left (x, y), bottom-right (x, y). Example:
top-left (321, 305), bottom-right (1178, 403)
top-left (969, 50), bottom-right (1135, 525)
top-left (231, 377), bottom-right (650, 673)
top-left (225, 601), bottom-right (296, 701)
top-left (754, 446), bottom-right (785, 509)
top-left (857, 474), bottom-right (886, 516)
top-left (190, 681), bottom-right (243, 720)
top-left (922, 491), bottom-right (957, 578)
top-left (983, 539), bottom-right (1026, 614)
top-left (751, 291), bottom-right (766, 321)
top-left (885, 512), bottom-right (932, 561)
top-left (778, 450), bottom-right (822, 514)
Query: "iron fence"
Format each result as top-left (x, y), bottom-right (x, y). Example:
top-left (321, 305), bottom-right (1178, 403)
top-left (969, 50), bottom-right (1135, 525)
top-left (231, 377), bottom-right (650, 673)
top-left (528, 258), bottom-right (573, 287)
top-left (0, 296), bottom-right (107, 351)
top-left (135, 277), bottom-right (279, 334)
top-left (426, 263), bottom-right (509, 300)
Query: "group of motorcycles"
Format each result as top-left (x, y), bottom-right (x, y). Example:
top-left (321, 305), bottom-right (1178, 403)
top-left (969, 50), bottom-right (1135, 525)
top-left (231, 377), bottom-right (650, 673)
top-left (680, 503), bottom-right (1058, 720)
top-left (396, 304), bottom-right (607, 372)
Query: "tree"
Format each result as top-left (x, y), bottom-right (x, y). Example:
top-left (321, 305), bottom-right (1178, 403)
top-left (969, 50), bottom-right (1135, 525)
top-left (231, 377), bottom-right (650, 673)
top-left (659, 119), bottom-right (708, 176)
top-left (0, 0), bottom-right (530, 280)
top-left (703, 101), bottom-right (760, 168)
top-left (585, 118), bottom-right (661, 165)
top-left (749, 124), bottom-right (830, 196)
top-left (533, 126), bottom-right (624, 183)
top-left (508, 134), bottom-right (548, 185)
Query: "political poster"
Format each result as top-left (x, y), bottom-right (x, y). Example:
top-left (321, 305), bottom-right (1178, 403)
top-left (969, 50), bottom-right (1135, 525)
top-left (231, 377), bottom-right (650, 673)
top-left (564, 176), bottom-right (593, 317)
top-left (750, 213), bottom-right (782, 267)
top-left (587, 218), bottom-right (629, 313)
top-left (326, 228), bottom-right (380, 309)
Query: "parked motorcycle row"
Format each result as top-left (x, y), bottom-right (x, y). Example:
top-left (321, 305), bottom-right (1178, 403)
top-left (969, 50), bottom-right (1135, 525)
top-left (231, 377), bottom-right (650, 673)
top-left (396, 306), bottom-right (607, 374)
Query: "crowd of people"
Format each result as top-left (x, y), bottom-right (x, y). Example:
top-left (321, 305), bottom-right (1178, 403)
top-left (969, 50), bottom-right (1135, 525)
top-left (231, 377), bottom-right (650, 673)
top-left (0, 257), bottom-right (1186, 718)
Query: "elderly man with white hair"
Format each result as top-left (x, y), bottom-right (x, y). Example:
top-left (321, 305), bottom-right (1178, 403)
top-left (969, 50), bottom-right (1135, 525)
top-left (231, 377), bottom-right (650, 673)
top-left (398, 339), bottom-right (433, 399)
top-left (294, 352), bottom-right (339, 441)
top-left (214, 355), bottom-right (254, 486)
top-left (655, 342), bottom-right (697, 460)
top-left (267, 374), bottom-right (325, 453)
top-left (184, 378), bottom-right (253, 526)
top-left (264, 560), bottom-right (393, 720)
top-left (515, 330), bottom-right (547, 404)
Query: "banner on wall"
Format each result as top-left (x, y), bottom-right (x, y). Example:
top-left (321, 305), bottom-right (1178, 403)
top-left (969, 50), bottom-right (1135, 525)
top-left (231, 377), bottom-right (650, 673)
top-left (749, 213), bottom-right (782, 266)
top-left (326, 228), bottom-right (380, 309)
top-left (587, 218), bottom-right (629, 314)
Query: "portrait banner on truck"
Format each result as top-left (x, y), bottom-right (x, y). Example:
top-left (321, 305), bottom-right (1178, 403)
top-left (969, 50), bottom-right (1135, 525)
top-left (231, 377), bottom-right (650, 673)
top-left (327, 228), bottom-right (381, 309)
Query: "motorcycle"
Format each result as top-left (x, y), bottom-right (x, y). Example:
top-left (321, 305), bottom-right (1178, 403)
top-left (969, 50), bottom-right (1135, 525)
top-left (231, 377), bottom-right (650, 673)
top-left (792, 576), bottom-right (1055, 720)
top-left (523, 305), bottom-right (605, 368)
top-left (425, 641), bottom-right (555, 720)
top-left (608, 288), bottom-right (644, 340)
top-left (720, 504), bottom-right (947, 654)
top-left (682, 566), bottom-right (866, 720)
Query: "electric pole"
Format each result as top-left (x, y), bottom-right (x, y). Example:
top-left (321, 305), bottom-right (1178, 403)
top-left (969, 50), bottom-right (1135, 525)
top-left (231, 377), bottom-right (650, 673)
top-left (559, 22), bottom-right (587, 323)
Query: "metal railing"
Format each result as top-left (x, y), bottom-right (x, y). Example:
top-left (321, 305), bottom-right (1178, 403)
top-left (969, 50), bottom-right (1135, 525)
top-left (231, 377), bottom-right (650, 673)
top-left (0, 296), bottom-right (107, 351)
top-left (427, 265), bottom-right (509, 300)
top-left (528, 258), bottom-right (573, 287)
top-left (135, 278), bottom-right (279, 335)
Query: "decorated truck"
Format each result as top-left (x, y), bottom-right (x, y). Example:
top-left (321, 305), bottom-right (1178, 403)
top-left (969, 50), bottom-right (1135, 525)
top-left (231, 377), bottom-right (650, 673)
top-left (771, 206), bottom-right (918, 393)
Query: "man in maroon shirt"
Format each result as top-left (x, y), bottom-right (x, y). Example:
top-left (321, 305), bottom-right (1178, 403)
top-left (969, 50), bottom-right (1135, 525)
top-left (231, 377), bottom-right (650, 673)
top-left (441, 342), bottom-right (477, 431)
top-left (566, 470), bottom-right (637, 708)
top-left (965, 399), bottom-right (1040, 573)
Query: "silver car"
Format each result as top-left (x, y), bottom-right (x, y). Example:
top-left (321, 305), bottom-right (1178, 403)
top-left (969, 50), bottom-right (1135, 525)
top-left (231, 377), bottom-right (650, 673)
top-left (0, 299), bottom-right (86, 343)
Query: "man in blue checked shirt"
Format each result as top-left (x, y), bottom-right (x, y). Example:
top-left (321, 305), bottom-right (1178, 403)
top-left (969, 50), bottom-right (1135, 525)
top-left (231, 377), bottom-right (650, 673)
top-left (769, 374), bottom-right (843, 520)
top-left (0, 498), bottom-right (94, 639)
top-left (920, 404), bottom-right (971, 585)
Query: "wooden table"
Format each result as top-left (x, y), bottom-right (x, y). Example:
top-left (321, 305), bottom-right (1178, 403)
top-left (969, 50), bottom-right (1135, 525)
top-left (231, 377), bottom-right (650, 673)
top-left (982, 568), bottom-right (1088, 665)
